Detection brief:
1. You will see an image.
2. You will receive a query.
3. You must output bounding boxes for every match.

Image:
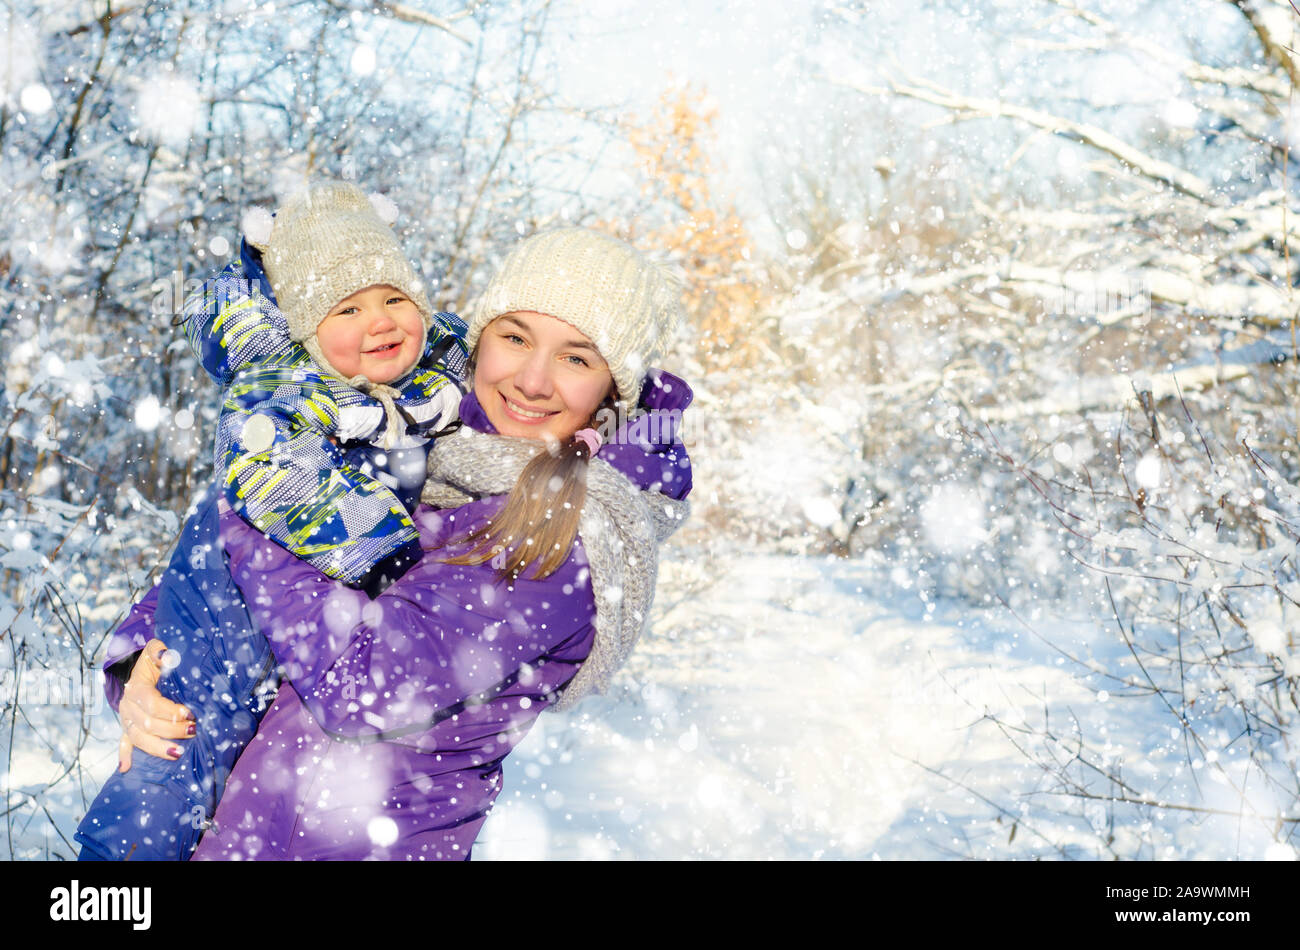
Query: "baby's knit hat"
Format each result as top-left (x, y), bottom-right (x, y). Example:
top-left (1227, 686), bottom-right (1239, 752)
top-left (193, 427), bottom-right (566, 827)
top-left (467, 228), bottom-right (684, 404)
top-left (244, 181), bottom-right (434, 381)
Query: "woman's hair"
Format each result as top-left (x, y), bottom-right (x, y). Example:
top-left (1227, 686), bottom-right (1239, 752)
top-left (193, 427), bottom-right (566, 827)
top-left (440, 360), bottom-right (617, 582)
top-left (440, 436), bottom-right (597, 581)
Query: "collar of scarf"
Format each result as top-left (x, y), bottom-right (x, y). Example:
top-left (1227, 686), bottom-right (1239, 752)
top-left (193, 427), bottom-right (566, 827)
top-left (421, 422), bottom-right (689, 709)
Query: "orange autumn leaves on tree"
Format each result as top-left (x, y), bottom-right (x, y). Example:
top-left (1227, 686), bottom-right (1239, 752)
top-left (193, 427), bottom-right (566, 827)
top-left (620, 87), bottom-right (766, 365)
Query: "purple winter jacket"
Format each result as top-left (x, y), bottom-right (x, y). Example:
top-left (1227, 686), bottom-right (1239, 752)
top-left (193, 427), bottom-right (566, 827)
top-left (189, 377), bottom-right (692, 860)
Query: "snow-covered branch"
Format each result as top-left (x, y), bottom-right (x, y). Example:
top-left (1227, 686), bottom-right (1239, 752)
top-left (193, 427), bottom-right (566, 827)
top-left (841, 77), bottom-right (1218, 203)
top-left (975, 337), bottom-right (1292, 421)
top-left (1045, 0), bottom-right (1290, 100)
top-left (1231, 0), bottom-right (1300, 90)
top-left (323, 0), bottom-right (475, 44)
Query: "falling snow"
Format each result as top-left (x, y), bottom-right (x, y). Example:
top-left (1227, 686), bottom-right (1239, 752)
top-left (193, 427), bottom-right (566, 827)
top-left (3, 0), bottom-right (1299, 865)
top-left (134, 73), bottom-right (202, 148)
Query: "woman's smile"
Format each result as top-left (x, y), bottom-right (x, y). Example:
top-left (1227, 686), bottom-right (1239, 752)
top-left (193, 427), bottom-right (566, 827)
top-left (500, 392), bottom-right (558, 422)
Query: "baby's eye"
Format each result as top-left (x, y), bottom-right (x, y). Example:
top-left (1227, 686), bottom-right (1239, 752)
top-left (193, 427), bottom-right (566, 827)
top-left (386, 295), bottom-right (407, 305)
top-left (334, 306), bottom-right (358, 317)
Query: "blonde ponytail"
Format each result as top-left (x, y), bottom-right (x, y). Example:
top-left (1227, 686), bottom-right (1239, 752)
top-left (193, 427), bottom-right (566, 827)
top-left (440, 435), bottom-right (595, 581)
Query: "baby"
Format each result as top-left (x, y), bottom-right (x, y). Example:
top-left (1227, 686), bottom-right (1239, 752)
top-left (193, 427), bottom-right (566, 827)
top-left (192, 182), bottom-right (468, 590)
top-left (76, 182), bottom-right (467, 860)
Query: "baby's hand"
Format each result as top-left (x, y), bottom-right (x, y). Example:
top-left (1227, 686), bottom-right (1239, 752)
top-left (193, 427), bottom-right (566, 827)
top-left (117, 639), bottom-right (195, 773)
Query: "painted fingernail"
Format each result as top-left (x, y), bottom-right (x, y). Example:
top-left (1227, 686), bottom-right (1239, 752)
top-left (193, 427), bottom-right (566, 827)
top-left (186, 723), bottom-right (196, 736)
top-left (168, 746), bottom-right (182, 758)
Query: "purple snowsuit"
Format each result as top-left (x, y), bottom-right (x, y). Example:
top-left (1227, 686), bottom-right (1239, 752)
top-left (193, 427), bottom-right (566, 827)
top-left (191, 378), bottom-right (692, 860)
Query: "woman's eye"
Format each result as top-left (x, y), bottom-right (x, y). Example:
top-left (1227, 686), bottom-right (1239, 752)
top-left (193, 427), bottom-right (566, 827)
top-left (504, 333), bottom-right (526, 345)
top-left (565, 354), bottom-right (589, 367)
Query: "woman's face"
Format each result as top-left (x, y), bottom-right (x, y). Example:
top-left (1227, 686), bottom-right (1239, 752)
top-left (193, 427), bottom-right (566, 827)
top-left (474, 311), bottom-right (614, 441)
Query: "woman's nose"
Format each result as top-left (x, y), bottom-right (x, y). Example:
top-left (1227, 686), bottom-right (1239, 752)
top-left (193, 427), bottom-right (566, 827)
top-left (514, 352), bottom-right (553, 399)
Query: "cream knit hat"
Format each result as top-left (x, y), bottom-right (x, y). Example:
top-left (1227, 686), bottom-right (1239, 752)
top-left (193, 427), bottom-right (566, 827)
top-left (245, 181), bottom-right (434, 381)
top-left (468, 228), bottom-right (684, 404)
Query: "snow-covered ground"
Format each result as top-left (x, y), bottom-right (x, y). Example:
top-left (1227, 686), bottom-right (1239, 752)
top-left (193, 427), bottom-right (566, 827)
top-left (5, 543), bottom-right (1291, 861)
top-left (479, 547), bottom-right (1289, 860)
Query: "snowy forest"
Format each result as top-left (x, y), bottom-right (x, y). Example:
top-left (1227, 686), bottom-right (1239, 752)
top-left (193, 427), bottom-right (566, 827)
top-left (3, 0), bottom-right (1300, 860)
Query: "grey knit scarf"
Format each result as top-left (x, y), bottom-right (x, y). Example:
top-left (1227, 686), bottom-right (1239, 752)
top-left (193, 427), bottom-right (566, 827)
top-left (421, 425), bottom-right (690, 710)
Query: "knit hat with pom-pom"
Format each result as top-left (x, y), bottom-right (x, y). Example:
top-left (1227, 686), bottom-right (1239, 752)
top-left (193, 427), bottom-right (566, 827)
top-left (244, 181), bottom-right (433, 380)
top-left (467, 228), bottom-right (684, 405)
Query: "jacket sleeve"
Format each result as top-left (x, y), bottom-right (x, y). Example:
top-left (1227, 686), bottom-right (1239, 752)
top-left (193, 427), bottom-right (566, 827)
top-left (182, 249), bottom-right (298, 388)
top-left (101, 582), bottom-right (161, 712)
top-left (421, 310), bottom-right (471, 388)
top-left (597, 413), bottom-right (692, 500)
top-left (217, 365), bottom-right (423, 588)
top-left (596, 368), bottom-right (695, 500)
top-left (219, 504), bottom-right (593, 741)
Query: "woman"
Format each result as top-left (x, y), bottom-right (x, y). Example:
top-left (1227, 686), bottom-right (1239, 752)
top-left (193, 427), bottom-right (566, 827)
top-left (105, 228), bottom-right (692, 860)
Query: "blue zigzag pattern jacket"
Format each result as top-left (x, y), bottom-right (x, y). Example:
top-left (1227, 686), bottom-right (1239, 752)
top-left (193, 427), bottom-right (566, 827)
top-left (183, 240), bottom-right (468, 588)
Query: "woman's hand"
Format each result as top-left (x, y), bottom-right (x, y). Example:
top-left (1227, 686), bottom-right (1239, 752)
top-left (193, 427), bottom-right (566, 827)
top-left (118, 638), bottom-right (195, 773)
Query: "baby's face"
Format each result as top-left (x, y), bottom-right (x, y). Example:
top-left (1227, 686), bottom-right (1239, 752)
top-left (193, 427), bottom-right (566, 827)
top-left (315, 285), bottom-right (424, 383)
